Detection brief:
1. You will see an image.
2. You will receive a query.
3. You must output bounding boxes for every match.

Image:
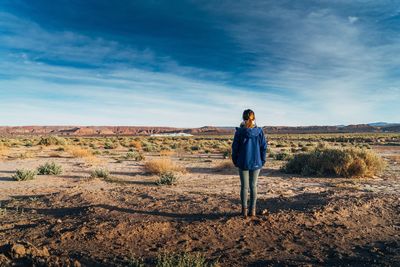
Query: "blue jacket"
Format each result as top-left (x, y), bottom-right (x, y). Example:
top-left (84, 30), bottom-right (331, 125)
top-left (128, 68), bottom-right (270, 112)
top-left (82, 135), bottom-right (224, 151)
top-left (231, 126), bottom-right (267, 170)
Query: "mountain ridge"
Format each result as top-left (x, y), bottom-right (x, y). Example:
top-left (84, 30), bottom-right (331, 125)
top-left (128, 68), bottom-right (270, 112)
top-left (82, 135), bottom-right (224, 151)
top-left (0, 123), bottom-right (399, 136)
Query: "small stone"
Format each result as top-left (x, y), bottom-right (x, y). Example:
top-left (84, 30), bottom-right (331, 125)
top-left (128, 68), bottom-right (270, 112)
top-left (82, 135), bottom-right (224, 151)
top-left (261, 209), bottom-right (269, 215)
top-left (56, 219), bottom-right (62, 224)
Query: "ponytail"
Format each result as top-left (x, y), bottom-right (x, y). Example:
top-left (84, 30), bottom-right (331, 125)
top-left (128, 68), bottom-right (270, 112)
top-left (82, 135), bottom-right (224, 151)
top-left (242, 109), bottom-right (255, 128)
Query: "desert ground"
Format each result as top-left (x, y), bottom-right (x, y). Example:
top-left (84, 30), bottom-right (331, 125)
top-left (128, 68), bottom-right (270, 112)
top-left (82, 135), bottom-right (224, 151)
top-left (0, 133), bottom-right (399, 266)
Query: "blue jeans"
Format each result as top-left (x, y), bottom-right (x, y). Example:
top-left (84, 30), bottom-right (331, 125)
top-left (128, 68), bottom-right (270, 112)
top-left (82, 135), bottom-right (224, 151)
top-left (239, 168), bottom-right (260, 210)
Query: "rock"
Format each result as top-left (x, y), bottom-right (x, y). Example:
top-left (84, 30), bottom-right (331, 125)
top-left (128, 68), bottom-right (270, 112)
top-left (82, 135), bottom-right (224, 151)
top-left (31, 246), bottom-right (50, 257)
top-left (0, 254), bottom-right (11, 266)
top-left (73, 259), bottom-right (82, 267)
top-left (261, 209), bottom-right (269, 215)
top-left (10, 243), bottom-right (26, 259)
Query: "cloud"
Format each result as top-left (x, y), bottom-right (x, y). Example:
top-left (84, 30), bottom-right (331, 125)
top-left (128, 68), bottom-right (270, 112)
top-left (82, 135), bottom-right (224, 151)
top-left (348, 16), bottom-right (358, 24)
top-left (0, 1), bottom-right (399, 126)
top-left (200, 1), bottom-right (400, 123)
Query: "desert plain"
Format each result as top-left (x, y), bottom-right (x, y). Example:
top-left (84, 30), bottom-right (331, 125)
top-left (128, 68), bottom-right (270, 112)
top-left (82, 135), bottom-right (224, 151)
top-left (0, 133), bottom-right (399, 266)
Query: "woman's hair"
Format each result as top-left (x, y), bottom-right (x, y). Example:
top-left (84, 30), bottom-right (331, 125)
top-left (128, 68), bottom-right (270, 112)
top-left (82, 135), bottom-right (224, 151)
top-left (242, 109), bottom-right (255, 128)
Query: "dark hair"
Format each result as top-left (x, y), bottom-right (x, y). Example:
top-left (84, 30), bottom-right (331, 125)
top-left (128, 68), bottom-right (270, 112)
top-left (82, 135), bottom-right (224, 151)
top-left (242, 109), bottom-right (255, 128)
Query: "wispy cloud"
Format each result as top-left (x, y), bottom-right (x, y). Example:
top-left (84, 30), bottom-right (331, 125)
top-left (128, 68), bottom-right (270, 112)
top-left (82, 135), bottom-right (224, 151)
top-left (0, 1), bottom-right (399, 126)
top-left (348, 16), bottom-right (358, 24)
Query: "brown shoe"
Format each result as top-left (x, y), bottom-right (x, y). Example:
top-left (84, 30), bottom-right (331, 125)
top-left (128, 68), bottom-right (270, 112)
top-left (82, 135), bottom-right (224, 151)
top-left (242, 207), bottom-right (248, 218)
top-left (249, 208), bottom-right (256, 217)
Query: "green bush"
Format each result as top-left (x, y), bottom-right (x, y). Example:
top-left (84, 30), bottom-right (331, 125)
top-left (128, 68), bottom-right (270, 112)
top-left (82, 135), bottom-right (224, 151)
top-left (24, 141), bottom-right (33, 147)
top-left (222, 148), bottom-right (231, 159)
top-left (90, 168), bottom-right (110, 179)
top-left (93, 150), bottom-right (101, 155)
top-left (127, 256), bottom-right (145, 267)
top-left (142, 142), bottom-right (157, 152)
top-left (283, 148), bottom-right (385, 178)
top-left (301, 146), bottom-right (310, 152)
top-left (156, 172), bottom-right (178, 185)
top-left (104, 141), bottom-right (118, 149)
top-left (12, 169), bottom-right (37, 181)
top-left (273, 152), bottom-right (292, 161)
top-left (124, 152), bottom-right (145, 161)
top-left (156, 252), bottom-right (218, 267)
top-left (38, 136), bottom-right (66, 146)
top-left (37, 162), bottom-right (63, 175)
top-left (191, 145), bottom-right (200, 151)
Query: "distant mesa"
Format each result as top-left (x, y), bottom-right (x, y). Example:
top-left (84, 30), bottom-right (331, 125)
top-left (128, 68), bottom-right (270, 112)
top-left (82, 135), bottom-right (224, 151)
top-left (150, 133), bottom-right (193, 137)
top-left (367, 122), bottom-right (400, 127)
top-left (0, 122), bottom-right (399, 136)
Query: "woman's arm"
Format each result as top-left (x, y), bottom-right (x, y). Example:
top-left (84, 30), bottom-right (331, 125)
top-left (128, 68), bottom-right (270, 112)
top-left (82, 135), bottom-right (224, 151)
top-left (259, 130), bottom-right (267, 166)
top-left (231, 130), bottom-right (240, 167)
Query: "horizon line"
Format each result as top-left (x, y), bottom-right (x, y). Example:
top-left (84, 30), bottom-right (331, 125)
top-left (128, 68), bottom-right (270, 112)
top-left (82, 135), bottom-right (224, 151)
top-left (0, 122), bottom-right (398, 128)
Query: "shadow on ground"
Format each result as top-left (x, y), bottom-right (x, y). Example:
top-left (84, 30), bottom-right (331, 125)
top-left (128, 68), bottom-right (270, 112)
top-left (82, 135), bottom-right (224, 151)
top-left (2, 191), bottom-right (334, 221)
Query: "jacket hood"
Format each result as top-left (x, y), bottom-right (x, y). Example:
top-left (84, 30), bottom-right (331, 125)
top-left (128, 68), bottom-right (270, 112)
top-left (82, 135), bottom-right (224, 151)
top-left (235, 126), bottom-right (263, 137)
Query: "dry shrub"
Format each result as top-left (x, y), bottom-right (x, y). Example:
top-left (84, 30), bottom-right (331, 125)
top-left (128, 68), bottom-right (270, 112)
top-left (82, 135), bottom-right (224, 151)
top-left (65, 145), bottom-right (93, 158)
top-left (0, 143), bottom-right (9, 158)
top-left (65, 145), bottom-right (101, 166)
top-left (8, 151), bottom-right (34, 160)
top-left (283, 148), bottom-right (385, 178)
top-left (215, 160), bottom-right (235, 172)
top-left (130, 140), bottom-right (142, 151)
top-left (144, 157), bottom-right (186, 175)
top-left (160, 150), bottom-right (175, 156)
top-left (17, 151), bottom-right (34, 159)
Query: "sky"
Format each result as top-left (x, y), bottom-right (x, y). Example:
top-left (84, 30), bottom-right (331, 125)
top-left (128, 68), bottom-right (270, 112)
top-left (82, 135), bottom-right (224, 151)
top-left (0, 0), bottom-right (399, 127)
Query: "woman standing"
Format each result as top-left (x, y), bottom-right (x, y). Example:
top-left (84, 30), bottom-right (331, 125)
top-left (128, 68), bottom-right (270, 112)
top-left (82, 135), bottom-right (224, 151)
top-left (232, 109), bottom-right (267, 218)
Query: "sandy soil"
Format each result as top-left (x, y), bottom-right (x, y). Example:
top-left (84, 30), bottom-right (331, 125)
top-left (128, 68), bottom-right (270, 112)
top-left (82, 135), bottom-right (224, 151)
top-left (0, 146), bottom-right (399, 266)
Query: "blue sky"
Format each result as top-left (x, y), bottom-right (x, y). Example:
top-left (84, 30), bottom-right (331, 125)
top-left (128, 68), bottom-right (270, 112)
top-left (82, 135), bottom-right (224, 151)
top-left (0, 0), bottom-right (399, 127)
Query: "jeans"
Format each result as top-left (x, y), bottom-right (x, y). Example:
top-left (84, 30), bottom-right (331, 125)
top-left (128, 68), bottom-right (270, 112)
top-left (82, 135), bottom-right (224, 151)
top-left (239, 168), bottom-right (260, 210)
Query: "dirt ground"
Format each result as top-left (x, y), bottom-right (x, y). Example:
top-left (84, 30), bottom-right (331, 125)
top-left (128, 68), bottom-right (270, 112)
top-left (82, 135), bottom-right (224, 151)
top-left (0, 145), bottom-right (399, 266)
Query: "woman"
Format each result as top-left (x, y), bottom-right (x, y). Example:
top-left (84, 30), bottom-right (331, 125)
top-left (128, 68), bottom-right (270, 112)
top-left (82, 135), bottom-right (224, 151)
top-left (232, 109), bottom-right (267, 218)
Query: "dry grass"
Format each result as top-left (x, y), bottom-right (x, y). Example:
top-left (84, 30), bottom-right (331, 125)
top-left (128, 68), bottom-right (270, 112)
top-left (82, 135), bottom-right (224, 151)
top-left (130, 140), bottom-right (142, 151)
top-left (0, 144), bottom-right (9, 159)
top-left (144, 157), bottom-right (186, 175)
top-left (66, 145), bottom-right (93, 158)
top-left (18, 151), bottom-right (34, 159)
top-left (159, 150), bottom-right (175, 156)
top-left (7, 151), bottom-right (35, 160)
top-left (65, 145), bottom-right (101, 166)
